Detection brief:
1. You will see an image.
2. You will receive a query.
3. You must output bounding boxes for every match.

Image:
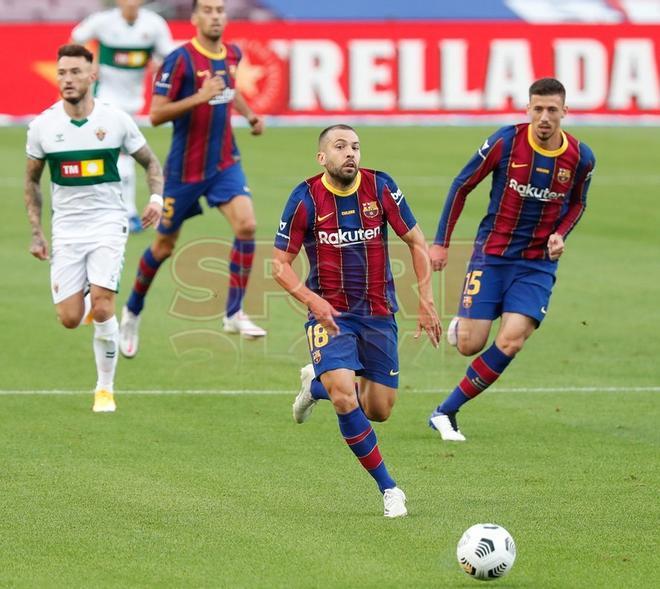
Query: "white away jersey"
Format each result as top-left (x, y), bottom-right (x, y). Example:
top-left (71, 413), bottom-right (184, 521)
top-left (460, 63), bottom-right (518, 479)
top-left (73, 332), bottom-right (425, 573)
top-left (26, 100), bottom-right (147, 243)
top-left (72, 8), bottom-right (173, 113)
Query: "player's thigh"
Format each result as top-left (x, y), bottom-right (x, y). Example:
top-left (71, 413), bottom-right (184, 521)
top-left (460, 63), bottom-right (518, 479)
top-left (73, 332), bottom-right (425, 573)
top-left (89, 284), bottom-right (117, 322)
top-left (50, 242), bottom-right (87, 306)
top-left (456, 318), bottom-right (493, 353)
top-left (502, 269), bottom-right (555, 327)
top-left (158, 179), bottom-right (205, 234)
top-left (54, 291), bottom-right (85, 328)
top-left (495, 312), bottom-right (537, 356)
top-left (355, 315), bottom-right (400, 390)
top-left (305, 317), bottom-right (362, 380)
top-left (87, 239), bottom-right (126, 297)
top-left (358, 378), bottom-right (397, 423)
top-left (218, 195), bottom-right (255, 237)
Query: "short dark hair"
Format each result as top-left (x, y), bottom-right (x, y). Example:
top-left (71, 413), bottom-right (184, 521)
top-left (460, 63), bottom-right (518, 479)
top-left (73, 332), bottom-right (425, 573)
top-left (529, 78), bottom-right (566, 102)
top-left (57, 44), bottom-right (93, 63)
top-left (318, 124), bottom-right (357, 145)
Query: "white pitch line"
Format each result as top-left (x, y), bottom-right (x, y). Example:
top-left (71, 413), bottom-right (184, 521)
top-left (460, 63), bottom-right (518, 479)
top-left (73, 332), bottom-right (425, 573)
top-left (0, 387), bottom-right (658, 396)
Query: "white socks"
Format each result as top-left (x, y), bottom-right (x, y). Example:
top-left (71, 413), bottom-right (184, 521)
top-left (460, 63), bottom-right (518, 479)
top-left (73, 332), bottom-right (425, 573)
top-left (93, 316), bottom-right (119, 392)
top-left (118, 153), bottom-right (137, 217)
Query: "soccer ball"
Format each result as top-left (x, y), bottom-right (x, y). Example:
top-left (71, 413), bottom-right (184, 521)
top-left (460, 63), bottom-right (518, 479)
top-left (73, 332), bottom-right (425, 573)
top-left (456, 523), bottom-right (516, 581)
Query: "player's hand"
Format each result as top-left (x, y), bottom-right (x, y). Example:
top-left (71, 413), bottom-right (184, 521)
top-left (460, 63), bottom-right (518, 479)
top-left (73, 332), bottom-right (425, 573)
top-left (414, 298), bottom-right (441, 348)
top-left (248, 115), bottom-right (264, 136)
top-left (29, 233), bottom-right (49, 261)
top-left (141, 202), bottom-right (163, 229)
top-left (197, 74), bottom-right (225, 103)
top-left (547, 233), bottom-right (565, 261)
top-left (429, 244), bottom-right (449, 271)
top-left (308, 295), bottom-right (341, 336)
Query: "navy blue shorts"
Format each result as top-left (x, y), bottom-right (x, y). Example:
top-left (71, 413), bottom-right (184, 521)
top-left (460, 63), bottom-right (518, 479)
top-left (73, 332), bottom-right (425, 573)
top-left (305, 313), bottom-right (399, 388)
top-left (159, 163), bottom-right (251, 234)
top-left (458, 256), bottom-right (556, 325)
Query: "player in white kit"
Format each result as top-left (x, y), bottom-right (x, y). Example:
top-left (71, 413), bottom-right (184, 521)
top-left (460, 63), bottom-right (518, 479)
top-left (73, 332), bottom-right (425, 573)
top-left (71, 0), bottom-right (173, 233)
top-left (24, 44), bottom-right (164, 412)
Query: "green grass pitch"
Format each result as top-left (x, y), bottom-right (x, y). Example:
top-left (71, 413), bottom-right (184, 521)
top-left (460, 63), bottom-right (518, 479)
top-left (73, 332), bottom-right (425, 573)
top-left (0, 124), bottom-right (658, 588)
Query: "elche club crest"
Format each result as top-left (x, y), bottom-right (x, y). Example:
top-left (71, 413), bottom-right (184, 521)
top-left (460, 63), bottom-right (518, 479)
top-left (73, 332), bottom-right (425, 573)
top-left (95, 127), bottom-right (106, 141)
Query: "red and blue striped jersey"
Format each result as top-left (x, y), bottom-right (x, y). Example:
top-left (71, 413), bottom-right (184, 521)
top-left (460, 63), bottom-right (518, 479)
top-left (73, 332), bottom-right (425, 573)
top-left (153, 38), bottom-right (242, 183)
top-left (435, 123), bottom-right (595, 260)
top-left (275, 169), bottom-right (417, 316)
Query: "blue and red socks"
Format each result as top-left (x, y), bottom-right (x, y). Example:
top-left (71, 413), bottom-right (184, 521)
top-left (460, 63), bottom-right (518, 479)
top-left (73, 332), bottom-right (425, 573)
top-left (337, 406), bottom-right (396, 493)
top-left (226, 238), bottom-right (255, 317)
top-left (439, 342), bottom-right (513, 414)
top-left (126, 247), bottom-right (163, 315)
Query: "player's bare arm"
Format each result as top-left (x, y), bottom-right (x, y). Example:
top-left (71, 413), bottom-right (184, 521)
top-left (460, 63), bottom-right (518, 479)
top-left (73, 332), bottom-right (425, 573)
top-left (271, 248), bottom-right (341, 335)
top-left (150, 75), bottom-right (226, 126)
top-left (131, 144), bottom-right (164, 228)
top-left (233, 89), bottom-right (264, 136)
top-left (24, 157), bottom-right (48, 260)
top-left (401, 225), bottom-right (441, 347)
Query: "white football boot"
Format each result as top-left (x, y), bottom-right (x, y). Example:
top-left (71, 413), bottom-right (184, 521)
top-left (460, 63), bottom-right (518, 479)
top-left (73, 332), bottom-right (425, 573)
top-left (292, 364), bottom-right (317, 424)
top-left (446, 316), bottom-right (459, 347)
top-left (383, 487), bottom-right (408, 518)
top-left (93, 390), bottom-right (116, 413)
top-left (223, 310), bottom-right (266, 339)
top-left (119, 306), bottom-right (141, 358)
top-left (429, 410), bottom-right (466, 442)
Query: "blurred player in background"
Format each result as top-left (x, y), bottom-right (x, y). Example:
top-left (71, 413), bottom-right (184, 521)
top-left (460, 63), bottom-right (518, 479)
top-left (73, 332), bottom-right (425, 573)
top-left (24, 45), bottom-right (163, 412)
top-left (72, 0), bottom-right (173, 233)
top-left (273, 125), bottom-right (441, 518)
top-left (428, 78), bottom-right (596, 441)
top-left (119, 0), bottom-right (266, 358)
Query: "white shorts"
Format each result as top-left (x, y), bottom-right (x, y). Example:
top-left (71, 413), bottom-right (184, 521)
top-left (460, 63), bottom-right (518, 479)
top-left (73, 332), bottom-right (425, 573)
top-left (50, 238), bottom-right (127, 304)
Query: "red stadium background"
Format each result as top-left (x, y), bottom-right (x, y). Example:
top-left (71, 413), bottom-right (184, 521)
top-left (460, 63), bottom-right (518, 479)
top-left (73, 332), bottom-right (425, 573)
top-left (3, 21), bottom-right (659, 120)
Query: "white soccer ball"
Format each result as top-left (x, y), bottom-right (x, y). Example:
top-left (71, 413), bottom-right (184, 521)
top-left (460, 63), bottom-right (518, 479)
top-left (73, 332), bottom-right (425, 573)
top-left (456, 523), bottom-right (516, 581)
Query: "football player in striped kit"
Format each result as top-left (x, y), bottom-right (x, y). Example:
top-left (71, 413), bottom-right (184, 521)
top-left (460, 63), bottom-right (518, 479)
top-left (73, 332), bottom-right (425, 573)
top-left (428, 78), bottom-right (596, 441)
top-left (273, 124), bottom-right (441, 517)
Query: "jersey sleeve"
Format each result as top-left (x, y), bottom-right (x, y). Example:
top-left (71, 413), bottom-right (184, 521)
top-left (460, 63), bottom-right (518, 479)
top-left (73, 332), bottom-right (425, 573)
top-left (26, 120), bottom-right (44, 160)
top-left (555, 143), bottom-right (595, 239)
top-left (153, 49), bottom-right (187, 99)
top-left (433, 126), bottom-right (509, 247)
top-left (153, 16), bottom-right (175, 59)
top-left (71, 12), bottom-right (102, 43)
top-left (376, 171), bottom-right (417, 237)
top-left (274, 184), bottom-right (310, 255)
top-left (117, 110), bottom-right (147, 154)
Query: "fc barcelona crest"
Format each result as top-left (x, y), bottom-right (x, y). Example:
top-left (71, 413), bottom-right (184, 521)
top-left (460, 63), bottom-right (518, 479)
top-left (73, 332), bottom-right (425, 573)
top-left (312, 350), bottom-right (322, 364)
top-left (462, 295), bottom-right (473, 309)
top-left (362, 201), bottom-right (379, 219)
top-left (95, 127), bottom-right (106, 142)
top-left (557, 167), bottom-right (571, 183)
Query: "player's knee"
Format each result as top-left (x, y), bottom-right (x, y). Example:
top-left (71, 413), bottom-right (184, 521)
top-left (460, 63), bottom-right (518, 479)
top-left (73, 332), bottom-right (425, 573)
top-left (327, 386), bottom-right (358, 414)
top-left (152, 238), bottom-right (176, 260)
top-left (365, 407), bottom-right (391, 422)
top-left (457, 340), bottom-right (486, 356)
top-left (91, 299), bottom-right (114, 323)
top-left (496, 335), bottom-right (525, 357)
top-left (58, 312), bottom-right (80, 330)
top-left (234, 219), bottom-right (256, 240)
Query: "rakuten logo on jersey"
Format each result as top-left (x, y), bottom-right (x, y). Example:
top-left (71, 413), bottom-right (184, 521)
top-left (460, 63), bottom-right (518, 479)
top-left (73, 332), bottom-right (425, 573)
top-left (509, 179), bottom-right (565, 202)
top-left (318, 226), bottom-right (381, 247)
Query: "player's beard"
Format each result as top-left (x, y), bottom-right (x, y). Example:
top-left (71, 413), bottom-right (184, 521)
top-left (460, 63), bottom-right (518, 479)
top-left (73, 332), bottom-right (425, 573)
top-left (326, 162), bottom-right (358, 187)
top-left (62, 87), bottom-right (90, 106)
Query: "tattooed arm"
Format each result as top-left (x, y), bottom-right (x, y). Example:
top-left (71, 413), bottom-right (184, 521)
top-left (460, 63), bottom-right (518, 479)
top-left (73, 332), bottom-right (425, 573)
top-left (24, 157), bottom-right (49, 260)
top-left (130, 144), bottom-right (164, 229)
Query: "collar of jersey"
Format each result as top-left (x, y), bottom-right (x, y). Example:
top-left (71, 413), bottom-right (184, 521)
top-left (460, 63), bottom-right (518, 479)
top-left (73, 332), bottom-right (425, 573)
top-left (321, 172), bottom-right (361, 197)
top-left (192, 38), bottom-right (227, 60)
top-left (527, 124), bottom-right (568, 157)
